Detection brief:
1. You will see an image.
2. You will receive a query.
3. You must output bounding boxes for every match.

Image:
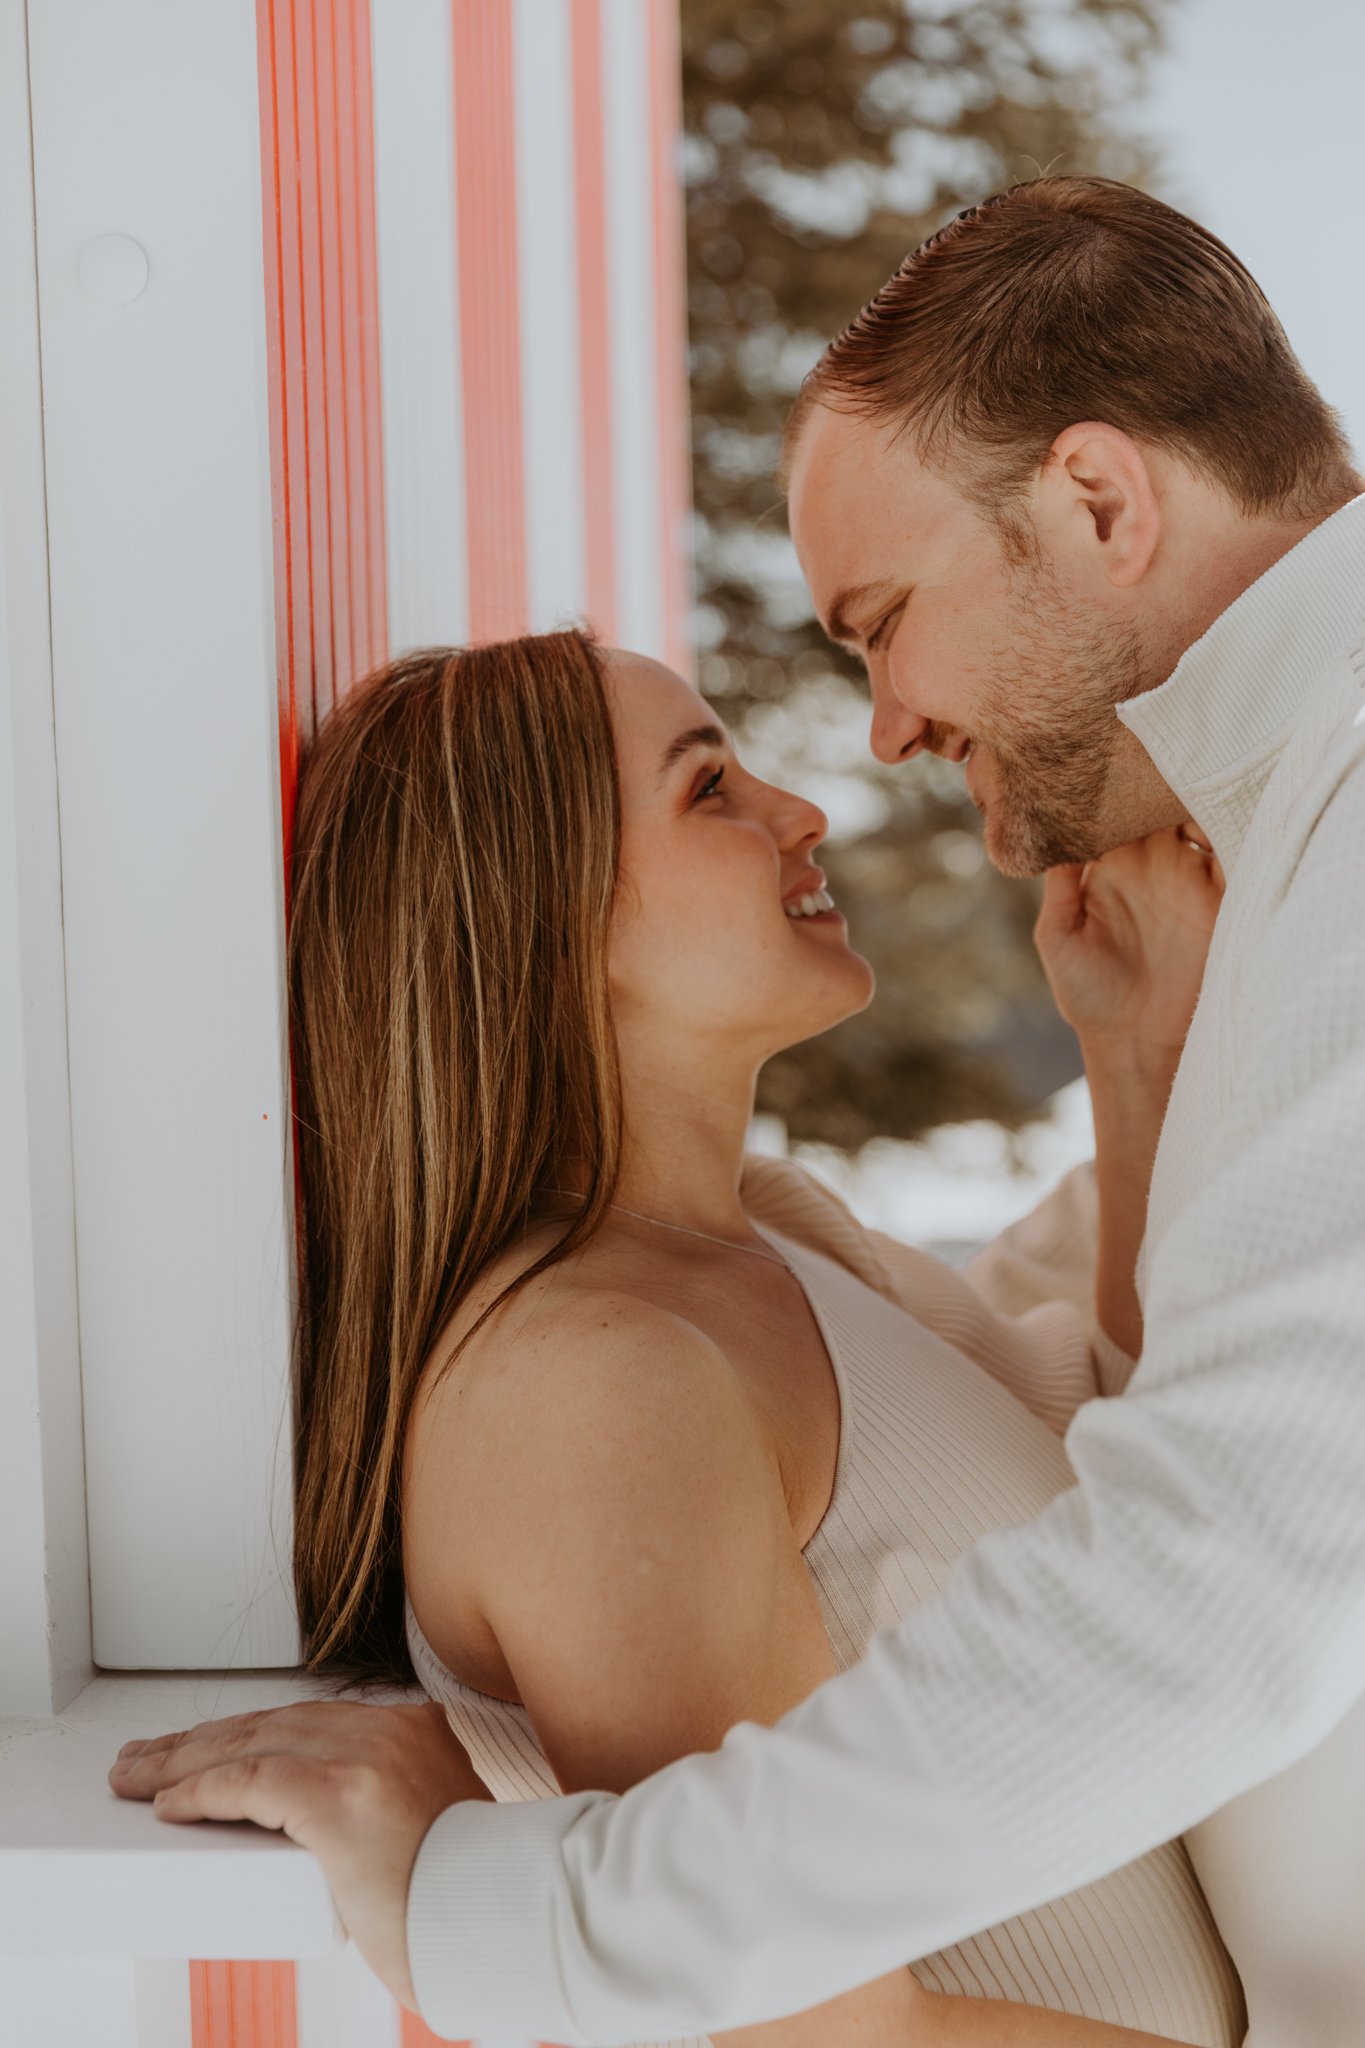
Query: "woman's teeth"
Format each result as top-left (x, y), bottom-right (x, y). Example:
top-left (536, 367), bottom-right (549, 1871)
top-left (785, 887), bottom-right (836, 920)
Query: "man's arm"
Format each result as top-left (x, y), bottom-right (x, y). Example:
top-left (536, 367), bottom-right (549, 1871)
top-left (408, 788), bottom-right (1365, 2046)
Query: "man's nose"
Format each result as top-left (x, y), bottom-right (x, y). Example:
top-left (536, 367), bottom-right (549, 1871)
top-left (869, 673), bottom-right (930, 765)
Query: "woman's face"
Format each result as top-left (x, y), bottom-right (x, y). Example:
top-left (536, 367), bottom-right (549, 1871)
top-left (604, 650), bottom-right (875, 1066)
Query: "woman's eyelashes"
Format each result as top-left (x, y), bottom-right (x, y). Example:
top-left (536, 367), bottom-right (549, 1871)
top-left (694, 764), bottom-right (726, 803)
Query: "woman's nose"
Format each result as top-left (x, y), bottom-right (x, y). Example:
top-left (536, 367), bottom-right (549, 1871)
top-left (775, 786), bottom-right (828, 852)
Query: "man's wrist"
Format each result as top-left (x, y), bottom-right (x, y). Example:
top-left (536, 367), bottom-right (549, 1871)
top-left (405, 1791), bottom-right (603, 2045)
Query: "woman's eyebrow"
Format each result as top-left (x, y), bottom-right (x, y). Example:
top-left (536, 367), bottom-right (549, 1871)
top-left (656, 723), bottom-right (727, 784)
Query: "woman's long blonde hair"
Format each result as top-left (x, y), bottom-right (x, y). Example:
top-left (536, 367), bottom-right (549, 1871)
top-left (288, 629), bottom-right (622, 1684)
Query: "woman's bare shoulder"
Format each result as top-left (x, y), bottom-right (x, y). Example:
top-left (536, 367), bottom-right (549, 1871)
top-left (405, 1249), bottom-right (786, 1691)
top-left (409, 1244), bottom-right (758, 1534)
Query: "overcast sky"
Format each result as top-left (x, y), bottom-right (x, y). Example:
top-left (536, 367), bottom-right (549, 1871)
top-left (1144, 0), bottom-right (1365, 461)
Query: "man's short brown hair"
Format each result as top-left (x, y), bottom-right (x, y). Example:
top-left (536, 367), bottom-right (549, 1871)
top-left (785, 176), bottom-right (1359, 520)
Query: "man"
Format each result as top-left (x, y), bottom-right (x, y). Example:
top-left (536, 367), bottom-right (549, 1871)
top-left (112, 178), bottom-right (1365, 2043)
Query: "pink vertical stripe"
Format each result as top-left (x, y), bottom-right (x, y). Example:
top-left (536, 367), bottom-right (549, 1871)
top-left (189, 1961), bottom-right (298, 2048)
top-left (647, 0), bottom-right (692, 677)
top-left (570, 0), bottom-right (617, 642)
top-left (452, 0), bottom-right (528, 642)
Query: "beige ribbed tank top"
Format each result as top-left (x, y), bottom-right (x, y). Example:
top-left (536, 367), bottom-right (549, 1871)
top-left (405, 1179), bottom-right (1245, 2048)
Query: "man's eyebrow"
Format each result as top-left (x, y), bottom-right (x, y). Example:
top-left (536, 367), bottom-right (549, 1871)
top-left (657, 722), bottom-right (727, 784)
top-left (823, 581), bottom-right (897, 645)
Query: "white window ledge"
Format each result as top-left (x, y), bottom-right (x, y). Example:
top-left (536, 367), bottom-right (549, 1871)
top-left (0, 1670), bottom-right (417, 1959)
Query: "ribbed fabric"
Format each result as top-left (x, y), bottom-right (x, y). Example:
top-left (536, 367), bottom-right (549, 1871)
top-left (407, 1159), bottom-right (1243, 2048)
top-left (407, 1791), bottom-right (605, 2042)
top-left (406, 495), bottom-right (1365, 2048)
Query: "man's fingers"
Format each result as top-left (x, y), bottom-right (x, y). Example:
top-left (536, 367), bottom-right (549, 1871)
top-left (110, 1706), bottom-right (342, 1798)
top-left (150, 1754), bottom-right (331, 1850)
top-left (115, 1710), bottom-right (274, 1764)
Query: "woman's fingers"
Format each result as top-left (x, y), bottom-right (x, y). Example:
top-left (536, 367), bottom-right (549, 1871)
top-left (1034, 860), bottom-right (1087, 942)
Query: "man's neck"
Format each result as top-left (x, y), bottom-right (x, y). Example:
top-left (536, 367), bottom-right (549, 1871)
top-left (1156, 495), bottom-right (1356, 674)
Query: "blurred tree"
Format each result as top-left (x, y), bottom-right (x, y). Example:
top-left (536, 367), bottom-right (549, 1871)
top-left (680, 0), bottom-right (1168, 1148)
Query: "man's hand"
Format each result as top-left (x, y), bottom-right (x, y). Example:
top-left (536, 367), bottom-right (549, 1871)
top-left (108, 1698), bottom-right (492, 2010)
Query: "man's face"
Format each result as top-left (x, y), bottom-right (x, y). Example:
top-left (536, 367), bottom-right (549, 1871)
top-left (787, 402), bottom-right (1158, 876)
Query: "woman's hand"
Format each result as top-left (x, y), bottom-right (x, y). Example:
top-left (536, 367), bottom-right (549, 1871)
top-left (1034, 826), bottom-right (1223, 1361)
top-left (108, 1698), bottom-right (492, 2011)
top-left (1033, 825), bottom-right (1224, 1077)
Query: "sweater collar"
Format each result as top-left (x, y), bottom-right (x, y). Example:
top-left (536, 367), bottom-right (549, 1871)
top-left (1117, 491), bottom-right (1365, 871)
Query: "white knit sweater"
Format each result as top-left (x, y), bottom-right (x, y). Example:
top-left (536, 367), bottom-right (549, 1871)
top-left (407, 494), bottom-right (1365, 2048)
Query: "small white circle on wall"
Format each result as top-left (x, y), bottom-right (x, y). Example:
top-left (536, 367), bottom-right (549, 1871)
top-left (78, 234), bottom-right (150, 304)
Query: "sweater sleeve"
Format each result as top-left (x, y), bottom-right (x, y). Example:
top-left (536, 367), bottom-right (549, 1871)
top-left (872, 1160), bottom-right (1141, 1429)
top-left (406, 749), bottom-right (1365, 2048)
top-left (742, 1151), bottom-right (1127, 1433)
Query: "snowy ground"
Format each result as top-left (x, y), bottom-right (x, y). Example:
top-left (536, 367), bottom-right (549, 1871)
top-left (749, 1076), bottom-right (1095, 1266)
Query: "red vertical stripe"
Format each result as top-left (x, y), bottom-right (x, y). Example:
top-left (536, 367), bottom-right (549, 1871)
top-left (647, 0), bottom-right (692, 678)
top-left (452, 0), bottom-right (527, 642)
top-left (258, 0), bottom-right (304, 869)
top-left (189, 1961), bottom-right (298, 2048)
top-left (256, 0), bottom-right (389, 880)
top-left (289, 0), bottom-right (333, 727)
top-left (315, 0), bottom-right (354, 702)
top-left (350, 0), bottom-right (389, 670)
top-left (399, 2007), bottom-right (471, 2048)
top-left (570, 0), bottom-right (616, 642)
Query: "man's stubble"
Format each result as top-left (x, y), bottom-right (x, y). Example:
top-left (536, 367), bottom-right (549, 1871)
top-left (953, 551), bottom-right (1163, 878)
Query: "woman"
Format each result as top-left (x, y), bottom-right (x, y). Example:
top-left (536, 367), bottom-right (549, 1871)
top-left (286, 627), bottom-right (1240, 2046)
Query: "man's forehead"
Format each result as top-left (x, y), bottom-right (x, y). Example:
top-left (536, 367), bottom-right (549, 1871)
top-left (788, 406), bottom-right (911, 618)
top-left (788, 400), bottom-right (888, 498)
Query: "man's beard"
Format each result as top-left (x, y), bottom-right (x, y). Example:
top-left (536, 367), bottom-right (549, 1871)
top-left (954, 563), bottom-right (1156, 878)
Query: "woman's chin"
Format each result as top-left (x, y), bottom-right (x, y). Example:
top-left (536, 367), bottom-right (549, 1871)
top-left (767, 955), bottom-right (876, 1051)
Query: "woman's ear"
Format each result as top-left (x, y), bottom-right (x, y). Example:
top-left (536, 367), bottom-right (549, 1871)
top-left (1038, 421), bottom-right (1161, 588)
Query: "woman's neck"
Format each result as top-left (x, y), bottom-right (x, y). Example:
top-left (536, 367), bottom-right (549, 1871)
top-left (608, 1047), bottom-right (761, 1241)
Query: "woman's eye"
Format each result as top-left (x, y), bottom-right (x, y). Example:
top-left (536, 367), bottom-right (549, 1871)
top-left (695, 766), bottom-right (726, 802)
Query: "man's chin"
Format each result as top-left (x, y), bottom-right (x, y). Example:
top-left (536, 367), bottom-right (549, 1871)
top-left (979, 804), bottom-right (1053, 880)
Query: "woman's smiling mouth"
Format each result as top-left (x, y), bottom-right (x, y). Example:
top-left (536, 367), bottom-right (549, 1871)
top-left (785, 885), bottom-right (841, 922)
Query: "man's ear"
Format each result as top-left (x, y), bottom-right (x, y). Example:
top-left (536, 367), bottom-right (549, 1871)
top-left (1038, 422), bottom-right (1160, 588)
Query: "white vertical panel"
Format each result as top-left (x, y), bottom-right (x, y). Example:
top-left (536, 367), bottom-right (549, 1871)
top-left (0, 0), bottom-right (91, 1718)
top-left (371, 0), bottom-right (469, 650)
top-left (0, 1960), bottom-right (141, 2048)
top-left (603, 0), bottom-right (665, 660)
top-left (27, 0), bottom-right (297, 1667)
top-left (513, 0), bottom-right (586, 633)
top-left (296, 1944), bottom-right (400, 2048)
top-left (133, 1960), bottom-right (194, 2048)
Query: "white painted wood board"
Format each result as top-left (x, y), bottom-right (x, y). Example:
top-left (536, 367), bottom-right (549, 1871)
top-left (0, 1671), bottom-right (418, 1957)
top-left (24, 0), bottom-right (299, 1668)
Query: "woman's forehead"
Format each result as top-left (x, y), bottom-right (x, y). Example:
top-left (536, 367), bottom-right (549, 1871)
top-left (601, 647), bottom-right (713, 737)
